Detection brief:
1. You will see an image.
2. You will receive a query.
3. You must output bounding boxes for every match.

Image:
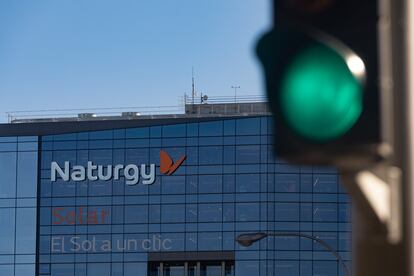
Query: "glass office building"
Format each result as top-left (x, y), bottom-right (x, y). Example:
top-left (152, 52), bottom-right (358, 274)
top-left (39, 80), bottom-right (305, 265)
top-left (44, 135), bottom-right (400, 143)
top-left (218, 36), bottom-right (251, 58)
top-left (0, 103), bottom-right (351, 276)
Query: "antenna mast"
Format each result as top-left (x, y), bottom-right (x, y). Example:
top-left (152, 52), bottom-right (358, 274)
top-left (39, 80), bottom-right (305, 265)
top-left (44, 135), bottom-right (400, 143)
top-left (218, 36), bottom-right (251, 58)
top-left (192, 68), bottom-right (195, 105)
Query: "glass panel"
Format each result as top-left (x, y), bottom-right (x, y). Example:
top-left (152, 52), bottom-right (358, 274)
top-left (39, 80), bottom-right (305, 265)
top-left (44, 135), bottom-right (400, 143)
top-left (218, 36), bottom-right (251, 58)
top-left (17, 151), bottom-right (38, 198)
top-left (200, 263), bottom-right (222, 276)
top-left (0, 208), bottom-right (15, 254)
top-left (313, 261), bottom-right (338, 276)
top-left (275, 261), bottom-right (299, 276)
top-left (51, 264), bottom-right (74, 276)
top-left (0, 265), bottom-right (13, 275)
top-left (125, 205), bottom-right (149, 223)
top-left (18, 142), bottom-right (38, 151)
top-left (236, 203), bottom-right (260, 222)
top-left (15, 264), bottom-right (35, 276)
top-left (224, 120), bottom-right (235, 135)
top-left (235, 174), bottom-right (259, 193)
top-left (18, 136), bottom-right (38, 142)
top-left (235, 261), bottom-right (260, 276)
top-left (161, 204), bottom-right (185, 223)
top-left (87, 263), bottom-right (110, 276)
top-left (89, 130), bottom-right (114, 140)
top-left (124, 263), bottom-right (147, 276)
top-left (313, 174), bottom-right (338, 193)
top-left (275, 203), bottom-right (300, 221)
top-left (199, 175), bottom-right (222, 194)
top-left (163, 124), bottom-right (186, 137)
top-left (198, 232), bottom-right (222, 251)
top-left (16, 207), bottom-right (37, 254)
top-left (235, 145), bottom-right (260, 164)
top-left (199, 204), bottom-right (222, 222)
top-left (187, 123), bottom-right (198, 137)
top-left (0, 137), bottom-right (17, 142)
top-left (236, 118), bottom-right (260, 135)
top-left (0, 143), bottom-right (17, 151)
top-left (199, 121), bottom-right (223, 136)
top-left (314, 203), bottom-right (338, 222)
top-left (0, 152), bottom-right (17, 198)
top-left (126, 127), bottom-right (149, 138)
top-left (275, 174), bottom-right (300, 193)
top-left (199, 146), bottom-right (223, 165)
top-left (164, 263), bottom-right (185, 276)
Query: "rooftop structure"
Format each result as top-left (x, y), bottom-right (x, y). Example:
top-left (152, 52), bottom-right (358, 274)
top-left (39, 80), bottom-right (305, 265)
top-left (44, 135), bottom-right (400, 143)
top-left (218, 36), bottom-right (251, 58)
top-left (7, 95), bottom-right (269, 124)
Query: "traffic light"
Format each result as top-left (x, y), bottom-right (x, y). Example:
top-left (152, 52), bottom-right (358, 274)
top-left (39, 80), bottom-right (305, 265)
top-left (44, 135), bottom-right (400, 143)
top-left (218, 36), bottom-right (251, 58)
top-left (257, 0), bottom-right (387, 167)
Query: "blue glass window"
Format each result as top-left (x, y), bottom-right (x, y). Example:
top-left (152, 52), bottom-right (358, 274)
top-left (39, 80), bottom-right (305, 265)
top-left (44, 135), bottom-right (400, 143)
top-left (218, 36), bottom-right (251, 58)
top-left (0, 265), bottom-right (13, 275)
top-left (125, 205), bottom-right (148, 223)
top-left (235, 145), bottom-right (260, 164)
top-left (15, 265), bottom-right (35, 276)
top-left (0, 152), bottom-right (16, 198)
top-left (161, 204), bottom-right (185, 223)
top-left (236, 118), bottom-right (260, 135)
top-left (275, 203), bottom-right (300, 221)
top-left (236, 174), bottom-right (260, 193)
top-left (235, 261), bottom-right (260, 276)
top-left (198, 204), bottom-right (222, 222)
top-left (0, 208), bottom-right (15, 254)
top-left (163, 176), bottom-right (186, 194)
top-left (187, 123), bottom-right (198, 137)
top-left (199, 121), bottom-right (223, 136)
top-left (89, 130), bottom-right (114, 140)
top-left (126, 128), bottom-right (149, 139)
top-left (198, 175), bottom-right (222, 194)
top-left (198, 146), bottom-right (223, 165)
top-left (275, 174), bottom-right (300, 193)
top-left (224, 120), bottom-right (235, 135)
top-left (236, 203), bottom-right (260, 222)
top-left (150, 126), bottom-right (162, 138)
top-left (198, 232), bottom-right (222, 251)
top-left (275, 261), bottom-right (300, 276)
top-left (124, 263), bottom-right (147, 276)
top-left (314, 203), bottom-right (338, 222)
top-left (313, 261), bottom-right (337, 276)
top-left (17, 152), bottom-right (38, 198)
top-left (313, 174), bottom-right (338, 193)
top-left (163, 124), bottom-right (186, 137)
top-left (87, 263), bottom-right (110, 276)
top-left (16, 207), bottom-right (37, 254)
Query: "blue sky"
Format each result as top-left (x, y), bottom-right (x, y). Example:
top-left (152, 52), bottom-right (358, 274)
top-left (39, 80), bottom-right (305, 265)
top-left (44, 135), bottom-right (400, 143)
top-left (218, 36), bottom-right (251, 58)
top-left (0, 0), bottom-right (271, 121)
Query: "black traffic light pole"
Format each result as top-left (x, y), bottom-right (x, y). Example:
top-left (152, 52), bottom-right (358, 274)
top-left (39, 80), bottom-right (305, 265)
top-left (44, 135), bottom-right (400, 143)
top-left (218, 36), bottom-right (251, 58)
top-left (339, 0), bottom-right (410, 275)
top-left (265, 0), bottom-right (412, 275)
top-left (402, 0), bottom-right (414, 275)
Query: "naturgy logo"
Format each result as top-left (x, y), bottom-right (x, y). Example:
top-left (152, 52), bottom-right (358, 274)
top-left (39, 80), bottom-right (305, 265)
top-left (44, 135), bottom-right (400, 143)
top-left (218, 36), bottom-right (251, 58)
top-left (160, 150), bottom-right (186, 176)
top-left (51, 150), bottom-right (186, 185)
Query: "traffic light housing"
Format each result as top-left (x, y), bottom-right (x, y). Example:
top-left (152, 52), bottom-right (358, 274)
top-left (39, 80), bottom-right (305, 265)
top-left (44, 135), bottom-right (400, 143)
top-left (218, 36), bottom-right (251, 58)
top-left (258, 0), bottom-right (386, 168)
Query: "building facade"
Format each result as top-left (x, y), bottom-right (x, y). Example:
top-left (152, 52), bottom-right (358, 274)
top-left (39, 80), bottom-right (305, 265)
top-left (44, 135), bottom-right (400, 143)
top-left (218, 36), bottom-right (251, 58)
top-left (0, 109), bottom-right (351, 276)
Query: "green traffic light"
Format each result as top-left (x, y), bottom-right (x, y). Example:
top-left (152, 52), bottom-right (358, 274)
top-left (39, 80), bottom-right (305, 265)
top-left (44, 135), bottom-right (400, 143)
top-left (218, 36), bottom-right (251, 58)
top-left (280, 43), bottom-right (364, 142)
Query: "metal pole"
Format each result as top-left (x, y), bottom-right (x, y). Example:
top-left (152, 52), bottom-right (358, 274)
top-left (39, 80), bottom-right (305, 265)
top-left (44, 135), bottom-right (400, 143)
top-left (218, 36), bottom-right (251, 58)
top-left (346, 1), bottom-right (410, 274)
top-left (231, 86), bottom-right (240, 103)
top-left (405, 0), bottom-right (414, 274)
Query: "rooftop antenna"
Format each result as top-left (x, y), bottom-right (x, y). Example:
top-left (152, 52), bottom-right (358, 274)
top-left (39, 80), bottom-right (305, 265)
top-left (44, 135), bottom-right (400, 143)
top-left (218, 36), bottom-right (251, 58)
top-left (231, 85), bottom-right (240, 103)
top-left (192, 67), bottom-right (196, 105)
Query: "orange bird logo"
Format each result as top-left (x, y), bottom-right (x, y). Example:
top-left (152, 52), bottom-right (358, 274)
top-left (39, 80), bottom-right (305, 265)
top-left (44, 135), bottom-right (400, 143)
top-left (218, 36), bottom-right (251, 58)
top-left (160, 150), bottom-right (186, 176)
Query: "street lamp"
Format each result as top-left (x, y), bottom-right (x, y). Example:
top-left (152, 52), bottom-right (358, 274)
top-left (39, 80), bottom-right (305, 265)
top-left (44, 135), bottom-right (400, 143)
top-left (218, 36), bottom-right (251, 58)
top-left (236, 232), bottom-right (350, 276)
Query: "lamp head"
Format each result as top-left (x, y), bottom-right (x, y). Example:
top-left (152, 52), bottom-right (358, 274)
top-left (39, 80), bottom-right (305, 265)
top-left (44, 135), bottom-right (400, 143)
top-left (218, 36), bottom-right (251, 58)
top-left (236, 233), bottom-right (267, 247)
